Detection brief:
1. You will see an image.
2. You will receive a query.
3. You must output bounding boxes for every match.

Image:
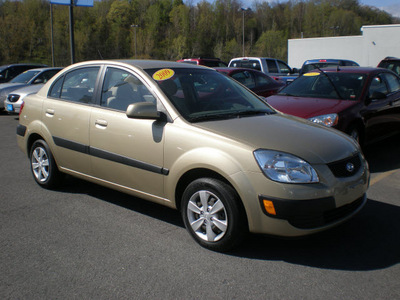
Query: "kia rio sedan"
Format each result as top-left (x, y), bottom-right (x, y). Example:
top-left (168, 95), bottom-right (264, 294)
top-left (17, 60), bottom-right (369, 252)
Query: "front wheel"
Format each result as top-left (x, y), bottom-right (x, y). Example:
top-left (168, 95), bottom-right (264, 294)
top-left (30, 139), bottom-right (62, 189)
top-left (181, 178), bottom-right (247, 252)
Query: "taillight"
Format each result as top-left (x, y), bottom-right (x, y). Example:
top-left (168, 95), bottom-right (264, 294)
top-left (19, 101), bottom-right (24, 116)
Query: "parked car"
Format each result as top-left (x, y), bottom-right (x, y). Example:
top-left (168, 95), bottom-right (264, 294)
top-left (0, 63), bottom-right (47, 83)
top-left (214, 67), bottom-right (285, 97)
top-left (377, 56), bottom-right (400, 76)
top-left (177, 57), bottom-right (228, 67)
top-left (4, 84), bottom-right (43, 114)
top-left (0, 67), bottom-right (62, 110)
top-left (299, 59), bottom-right (359, 75)
top-left (266, 67), bottom-right (400, 146)
top-left (228, 57), bottom-right (298, 83)
top-left (17, 60), bottom-right (369, 251)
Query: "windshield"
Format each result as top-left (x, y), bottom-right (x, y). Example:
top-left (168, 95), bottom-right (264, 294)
top-left (146, 68), bottom-right (275, 122)
top-left (278, 72), bottom-right (366, 100)
top-left (11, 70), bottom-right (40, 83)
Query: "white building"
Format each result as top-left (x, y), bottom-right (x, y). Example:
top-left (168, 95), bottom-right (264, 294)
top-left (288, 24), bottom-right (400, 69)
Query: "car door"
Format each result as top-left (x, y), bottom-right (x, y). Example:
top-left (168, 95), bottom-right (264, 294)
top-left (89, 66), bottom-right (166, 198)
top-left (363, 72), bottom-right (400, 140)
top-left (42, 66), bottom-right (101, 175)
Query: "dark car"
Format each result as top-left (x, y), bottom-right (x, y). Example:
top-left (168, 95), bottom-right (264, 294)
top-left (177, 57), bottom-right (228, 67)
top-left (215, 67), bottom-right (285, 97)
top-left (0, 63), bottom-right (47, 83)
top-left (378, 57), bottom-right (400, 76)
top-left (299, 59), bottom-right (359, 75)
top-left (266, 67), bottom-right (400, 145)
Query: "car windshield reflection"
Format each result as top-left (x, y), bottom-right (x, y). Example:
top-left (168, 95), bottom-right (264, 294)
top-left (278, 72), bottom-right (367, 101)
top-left (145, 68), bottom-right (275, 122)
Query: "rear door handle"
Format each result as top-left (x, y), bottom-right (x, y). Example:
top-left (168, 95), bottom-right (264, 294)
top-left (45, 109), bottom-right (55, 117)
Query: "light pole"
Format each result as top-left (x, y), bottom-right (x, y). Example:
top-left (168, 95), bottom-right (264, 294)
top-left (131, 24), bottom-right (139, 58)
top-left (241, 7), bottom-right (251, 57)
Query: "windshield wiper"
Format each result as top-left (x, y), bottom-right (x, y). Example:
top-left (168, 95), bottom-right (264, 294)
top-left (313, 65), bottom-right (343, 100)
top-left (233, 110), bottom-right (275, 117)
top-left (189, 110), bottom-right (274, 122)
top-left (278, 92), bottom-right (295, 96)
top-left (189, 113), bottom-right (235, 122)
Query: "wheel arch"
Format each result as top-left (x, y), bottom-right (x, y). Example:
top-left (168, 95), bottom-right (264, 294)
top-left (174, 168), bottom-right (248, 228)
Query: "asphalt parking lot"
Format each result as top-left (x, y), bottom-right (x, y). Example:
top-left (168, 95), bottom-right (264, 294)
top-left (1, 111), bottom-right (399, 299)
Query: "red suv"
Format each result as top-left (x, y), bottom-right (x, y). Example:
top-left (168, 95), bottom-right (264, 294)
top-left (177, 57), bottom-right (228, 67)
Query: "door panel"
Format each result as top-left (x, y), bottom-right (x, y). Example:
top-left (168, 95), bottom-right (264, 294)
top-left (89, 67), bottom-right (165, 198)
top-left (42, 67), bottom-right (100, 174)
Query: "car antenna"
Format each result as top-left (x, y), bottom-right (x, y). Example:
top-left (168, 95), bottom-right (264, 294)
top-left (314, 65), bottom-right (343, 100)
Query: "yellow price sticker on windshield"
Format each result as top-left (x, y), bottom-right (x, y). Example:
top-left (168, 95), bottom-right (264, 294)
top-left (304, 72), bottom-right (320, 76)
top-left (153, 69), bottom-right (175, 81)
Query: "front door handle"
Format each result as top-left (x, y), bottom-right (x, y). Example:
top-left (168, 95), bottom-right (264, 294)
top-left (95, 119), bottom-right (108, 128)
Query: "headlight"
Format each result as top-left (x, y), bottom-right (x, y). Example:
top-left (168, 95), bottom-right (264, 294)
top-left (308, 113), bottom-right (338, 127)
top-left (254, 150), bottom-right (319, 183)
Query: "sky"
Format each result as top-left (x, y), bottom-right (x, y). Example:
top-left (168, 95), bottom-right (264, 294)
top-left (192, 0), bottom-right (400, 18)
top-left (358, 0), bottom-right (400, 17)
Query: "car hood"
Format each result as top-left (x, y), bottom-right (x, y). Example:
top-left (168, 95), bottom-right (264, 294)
top-left (194, 113), bottom-right (358, 164)
top-left (266, 95), bottom-right (357, 119)
top-left (0, 83), bottom-right (28, 95)
top-left (9, 84), bottom-right (43, 96)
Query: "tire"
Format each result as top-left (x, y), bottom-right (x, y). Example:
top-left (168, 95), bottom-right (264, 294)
top-left (181, 178), bottom-right (247, 252)
top-left (30, 139), bottom-right (62, 189)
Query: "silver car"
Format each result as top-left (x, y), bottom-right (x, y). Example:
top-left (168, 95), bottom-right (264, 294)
top-left (0, 67), bottom-right (62, 110)
top-left (4, 84), bottom-right (43, 114)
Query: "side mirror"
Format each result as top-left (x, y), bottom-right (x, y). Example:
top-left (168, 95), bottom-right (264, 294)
top-left (292, 68), bottom-right (298, 74)
top-left (126, 102), bottom-right (160, 119)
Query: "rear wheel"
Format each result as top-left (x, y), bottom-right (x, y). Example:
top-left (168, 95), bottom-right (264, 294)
top-left (30, 139), bottom-right (62, 189)
top-left (181, 178), bottom-right (247, 252)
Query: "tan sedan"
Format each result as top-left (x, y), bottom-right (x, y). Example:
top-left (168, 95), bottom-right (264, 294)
top-left (17, 60), bottom-right (369, 251)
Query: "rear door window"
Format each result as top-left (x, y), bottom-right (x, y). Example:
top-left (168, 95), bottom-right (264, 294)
top-left (49, 67), bottom-right (100, 103)
top-left (266, 60), bottom-right (278, 73)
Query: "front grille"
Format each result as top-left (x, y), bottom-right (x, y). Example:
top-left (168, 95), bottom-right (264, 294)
top-left (7, 94), bottom-right (20, 103)
top-left (327, 153), bottom-right (362, 178)
top-left (288, 196), bottom-right (365, 229)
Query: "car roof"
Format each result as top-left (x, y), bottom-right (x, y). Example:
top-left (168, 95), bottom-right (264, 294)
top-left (63, 60), bottom-right (209, 72)
top-left (380, 56), bottom-right (400, 61)
top-left (230, 57), bottom-right (278, 61)
top-left (22, 67), bottom-right (63, 72)
top-left (0, 63), bottom-right (47, 69)
top-left (302, 59), bottom-right (357, 65)
top-left (309, 66), bottom-right (385, 74)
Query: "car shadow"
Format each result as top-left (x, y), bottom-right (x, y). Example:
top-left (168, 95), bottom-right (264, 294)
top-left (58, 175), bottom-right (184, 228)
top-left (363, 133), bottom-right (400, 173)
top-left (231, 198), bottom-right (400, 271)
top-left (58, 176), bottom-right (399, 271)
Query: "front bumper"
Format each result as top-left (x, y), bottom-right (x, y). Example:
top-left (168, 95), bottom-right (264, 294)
top-left (259, 193), bottom-right (367, 229)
